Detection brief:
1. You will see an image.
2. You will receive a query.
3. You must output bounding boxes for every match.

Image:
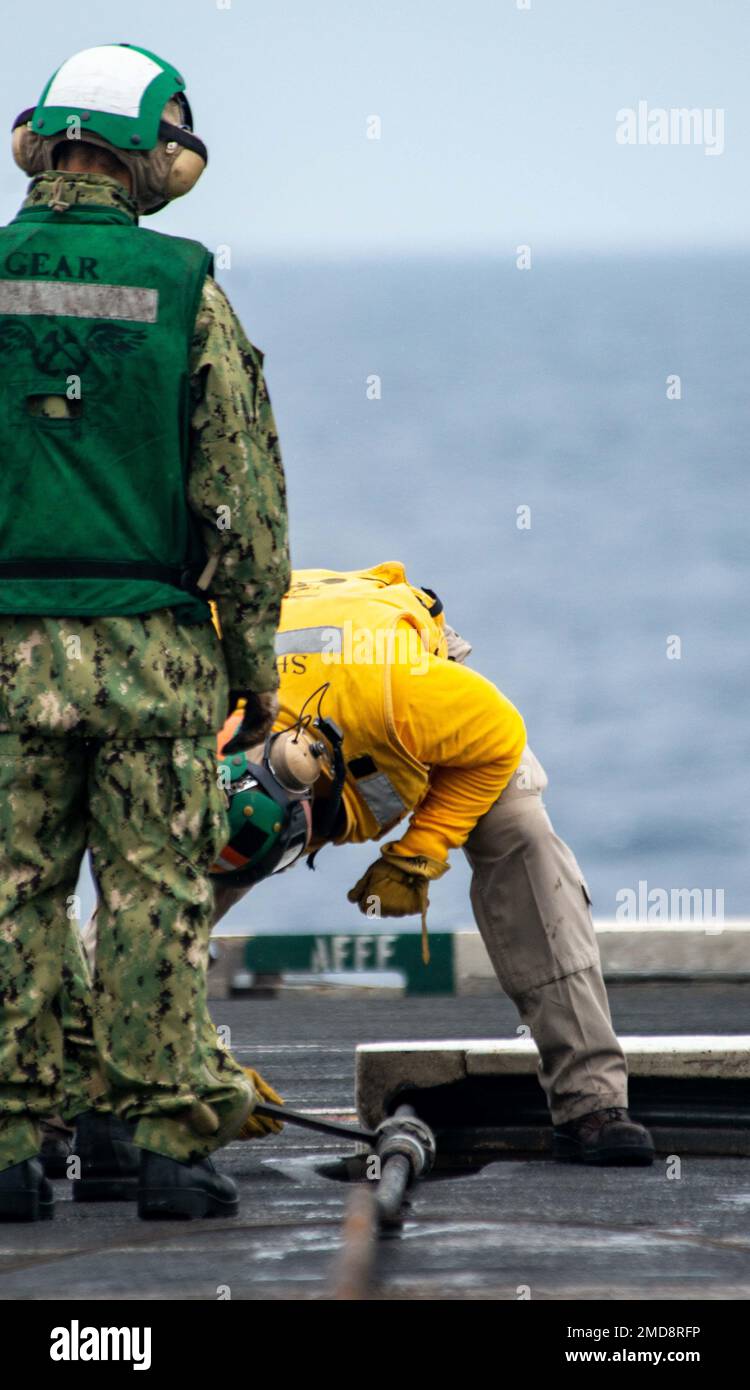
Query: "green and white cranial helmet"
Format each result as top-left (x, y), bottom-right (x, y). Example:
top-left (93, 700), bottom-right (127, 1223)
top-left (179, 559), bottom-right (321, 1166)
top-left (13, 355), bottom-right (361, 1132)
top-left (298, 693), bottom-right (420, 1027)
top-left (12, 43), bottom-right (208, 213)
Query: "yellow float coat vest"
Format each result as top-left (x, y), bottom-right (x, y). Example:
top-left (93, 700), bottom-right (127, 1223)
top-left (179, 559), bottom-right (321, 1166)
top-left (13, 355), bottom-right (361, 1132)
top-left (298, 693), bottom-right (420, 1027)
top-left (274, 562), bottom-right (447, 843)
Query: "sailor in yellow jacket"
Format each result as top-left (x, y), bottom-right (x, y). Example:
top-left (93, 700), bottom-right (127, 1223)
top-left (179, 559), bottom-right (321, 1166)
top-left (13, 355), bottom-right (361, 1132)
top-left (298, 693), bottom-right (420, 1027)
top-left (213, 562), bottom-right (654, 1165)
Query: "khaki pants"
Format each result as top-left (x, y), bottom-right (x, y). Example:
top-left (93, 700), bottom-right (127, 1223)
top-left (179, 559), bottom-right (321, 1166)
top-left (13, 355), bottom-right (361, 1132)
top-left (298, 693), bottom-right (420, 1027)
top-left (464, 748), bottom-right (627, 1124)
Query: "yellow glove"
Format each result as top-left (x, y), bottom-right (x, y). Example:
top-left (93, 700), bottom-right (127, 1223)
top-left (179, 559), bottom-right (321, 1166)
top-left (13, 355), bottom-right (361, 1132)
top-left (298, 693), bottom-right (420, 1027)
top-left (236, 1067), bottom-right (285, 1140)
top-left (347, 844), bottom-right (449, 965)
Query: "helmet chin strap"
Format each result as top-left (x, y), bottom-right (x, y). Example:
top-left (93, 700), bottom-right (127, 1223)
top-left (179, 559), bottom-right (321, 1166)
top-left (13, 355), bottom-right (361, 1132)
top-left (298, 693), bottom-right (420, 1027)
top-left (305, 714), bottom-right (346, 868)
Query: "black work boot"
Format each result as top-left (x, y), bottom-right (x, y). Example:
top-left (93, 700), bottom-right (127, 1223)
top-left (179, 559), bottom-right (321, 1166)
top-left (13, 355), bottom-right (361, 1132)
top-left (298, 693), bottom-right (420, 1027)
top-left (0, 1159), bottom-right (54, 1221)
top-left (137, 1150), bottom-right (239, 1220)
top-left (553, 1107), bottom-right (655, 1166)
top-left (72, 1110), bottom-right (140, 1202)
top-left (40, 1117), bottom-right (75, 1180)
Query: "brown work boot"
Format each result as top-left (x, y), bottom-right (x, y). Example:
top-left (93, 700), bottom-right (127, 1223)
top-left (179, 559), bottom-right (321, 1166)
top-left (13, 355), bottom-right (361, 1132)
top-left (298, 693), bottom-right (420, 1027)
top-left (553, 1107), bottom-right (655, 1166)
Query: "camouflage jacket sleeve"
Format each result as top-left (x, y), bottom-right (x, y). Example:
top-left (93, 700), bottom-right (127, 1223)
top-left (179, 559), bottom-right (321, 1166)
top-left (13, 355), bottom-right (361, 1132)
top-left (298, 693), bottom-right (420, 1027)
top-left (188, 276), bottom-right (290, 693)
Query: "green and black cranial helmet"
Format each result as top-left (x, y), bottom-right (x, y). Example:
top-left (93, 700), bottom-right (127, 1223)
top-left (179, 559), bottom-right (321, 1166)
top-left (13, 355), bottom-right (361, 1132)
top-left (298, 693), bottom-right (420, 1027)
top-left (211, 743), bottom-right (315, 888)
top-left (12, 43), bottom-right (207, 213)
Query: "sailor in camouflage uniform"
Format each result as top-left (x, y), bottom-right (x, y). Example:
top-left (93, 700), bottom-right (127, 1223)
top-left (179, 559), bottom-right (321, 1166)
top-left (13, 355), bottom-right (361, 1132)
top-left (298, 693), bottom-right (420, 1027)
top-left (0, 44), bottom-right (288, 1220)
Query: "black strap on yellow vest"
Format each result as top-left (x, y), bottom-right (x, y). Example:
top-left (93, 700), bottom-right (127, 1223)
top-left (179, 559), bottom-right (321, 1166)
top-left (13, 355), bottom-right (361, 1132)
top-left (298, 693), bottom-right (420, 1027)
top-left (307, 713), bottom-right (346, 869)
top-left (418, 585), bottom-right (444, 617)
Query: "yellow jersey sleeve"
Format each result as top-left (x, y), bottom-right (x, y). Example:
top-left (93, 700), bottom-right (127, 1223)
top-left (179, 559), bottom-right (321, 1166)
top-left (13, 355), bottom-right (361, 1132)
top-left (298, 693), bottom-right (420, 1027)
top-left (388, 644), bottom-right (526, 862)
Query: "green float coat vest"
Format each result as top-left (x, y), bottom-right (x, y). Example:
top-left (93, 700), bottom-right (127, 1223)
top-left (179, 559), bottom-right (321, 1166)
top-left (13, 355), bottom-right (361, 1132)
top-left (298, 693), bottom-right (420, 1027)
top-left (0, 201), bottom-right (213, 620)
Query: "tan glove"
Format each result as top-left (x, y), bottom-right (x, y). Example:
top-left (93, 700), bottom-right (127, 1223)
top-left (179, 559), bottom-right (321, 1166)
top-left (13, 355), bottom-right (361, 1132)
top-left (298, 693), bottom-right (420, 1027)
top-left (223, 691), bottom-right (279, 752)
top-left (236, 1067), bottom-right (285, 1140)
top-left (347, 844), bottom-right (449, 964)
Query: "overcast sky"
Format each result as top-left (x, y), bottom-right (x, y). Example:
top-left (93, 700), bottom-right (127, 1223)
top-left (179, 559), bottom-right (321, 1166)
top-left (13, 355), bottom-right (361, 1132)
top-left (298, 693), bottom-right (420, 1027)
top-left (3, 0), bottom-right (748, 257)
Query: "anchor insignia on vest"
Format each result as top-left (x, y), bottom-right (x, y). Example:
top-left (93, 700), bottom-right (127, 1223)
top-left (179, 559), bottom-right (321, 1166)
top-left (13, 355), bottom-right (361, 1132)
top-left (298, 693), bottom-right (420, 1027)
top-left (0, 318), bottom-right (146, 374)
top-left (35, 326), bottom-right (90, 374)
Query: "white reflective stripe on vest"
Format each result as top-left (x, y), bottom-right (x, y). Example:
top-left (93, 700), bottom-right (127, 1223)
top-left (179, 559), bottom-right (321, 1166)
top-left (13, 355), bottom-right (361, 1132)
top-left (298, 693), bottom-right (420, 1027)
top-left (275, 626), bottom-right (343, 656)
top-left (353, 770), bottom-right (407, 827)
top-left (0, 282), bottom-right (159, 321)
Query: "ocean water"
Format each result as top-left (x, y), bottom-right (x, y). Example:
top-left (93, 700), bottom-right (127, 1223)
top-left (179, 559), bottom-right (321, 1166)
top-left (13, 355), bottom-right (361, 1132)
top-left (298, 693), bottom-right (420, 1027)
top-left (76, 253), bottom-right (750, 932)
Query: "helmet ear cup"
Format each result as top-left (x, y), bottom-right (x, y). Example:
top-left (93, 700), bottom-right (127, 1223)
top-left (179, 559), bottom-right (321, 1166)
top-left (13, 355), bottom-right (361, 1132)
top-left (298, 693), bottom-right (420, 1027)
top-left (163, 144), bottom-right (205, 199)
top-left (11, 121), bottom-right (47, 175)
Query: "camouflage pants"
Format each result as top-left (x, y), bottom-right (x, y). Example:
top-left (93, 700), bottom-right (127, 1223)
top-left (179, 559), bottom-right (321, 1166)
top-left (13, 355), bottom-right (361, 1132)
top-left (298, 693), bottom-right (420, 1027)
top-left (0, 733), bottom-right (252, 1171)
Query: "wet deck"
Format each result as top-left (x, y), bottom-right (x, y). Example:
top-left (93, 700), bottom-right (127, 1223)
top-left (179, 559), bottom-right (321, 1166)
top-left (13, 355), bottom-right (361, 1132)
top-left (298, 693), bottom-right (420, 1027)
top-left (1, 983), bottom-right (748, 1301)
